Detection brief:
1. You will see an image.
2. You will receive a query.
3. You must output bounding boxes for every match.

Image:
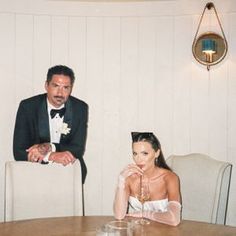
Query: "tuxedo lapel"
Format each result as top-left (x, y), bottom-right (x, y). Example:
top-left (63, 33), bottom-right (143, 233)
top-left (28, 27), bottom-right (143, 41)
top-left (38, 96), bottom-right (50, 142)
top-left (61, 97), bottom-right (73, 141)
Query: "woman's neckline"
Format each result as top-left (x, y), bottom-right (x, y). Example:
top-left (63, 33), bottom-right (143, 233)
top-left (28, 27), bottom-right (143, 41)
top-left (129, 196), bottom-right (168, 203)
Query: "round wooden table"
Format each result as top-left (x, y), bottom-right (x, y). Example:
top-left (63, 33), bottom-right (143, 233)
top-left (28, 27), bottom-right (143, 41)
top-left (0, 216), bottom-right (236, 236)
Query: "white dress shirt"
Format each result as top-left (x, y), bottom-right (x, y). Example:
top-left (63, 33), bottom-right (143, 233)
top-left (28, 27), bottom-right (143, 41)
top-left (43, 100), bottom-right (65, 163)
top-left (47, 100), bottom-right (65, 144)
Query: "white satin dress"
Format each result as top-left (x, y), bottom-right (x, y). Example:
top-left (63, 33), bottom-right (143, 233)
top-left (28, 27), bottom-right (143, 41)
top-left (128, 196), bottom-right (168, 213)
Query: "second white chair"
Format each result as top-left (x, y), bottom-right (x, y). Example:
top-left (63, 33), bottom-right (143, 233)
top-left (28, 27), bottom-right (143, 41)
top-left (166, 153), bottom-right (232, 225)
top-left (4, 160), bottom-right (83, 222)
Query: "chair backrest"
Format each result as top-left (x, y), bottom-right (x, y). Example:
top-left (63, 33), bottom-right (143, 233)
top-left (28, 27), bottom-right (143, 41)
top-left (4, 160), bottom-right (83, 222)
top-left (166, 153), bottom-right (232, 225)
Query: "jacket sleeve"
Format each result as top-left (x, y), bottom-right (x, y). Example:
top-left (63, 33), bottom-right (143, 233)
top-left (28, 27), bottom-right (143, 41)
top-left (13, 101), bottom-right (32, 161)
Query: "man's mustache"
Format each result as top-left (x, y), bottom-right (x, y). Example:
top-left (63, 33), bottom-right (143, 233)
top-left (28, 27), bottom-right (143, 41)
top-left (54, 96), bottom-right (64, 99)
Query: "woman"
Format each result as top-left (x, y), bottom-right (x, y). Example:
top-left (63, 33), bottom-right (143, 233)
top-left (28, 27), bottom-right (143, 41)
top-left (113, 132), bottom-right (181, 226)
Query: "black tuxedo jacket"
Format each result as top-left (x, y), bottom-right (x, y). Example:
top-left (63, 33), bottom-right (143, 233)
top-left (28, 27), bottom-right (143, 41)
top-left (13, 93), bottom-right (88, 183)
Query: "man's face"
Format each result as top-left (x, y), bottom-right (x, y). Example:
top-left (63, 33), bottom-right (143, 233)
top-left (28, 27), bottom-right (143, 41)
top-left (45, 74), bottom-right (73, 108)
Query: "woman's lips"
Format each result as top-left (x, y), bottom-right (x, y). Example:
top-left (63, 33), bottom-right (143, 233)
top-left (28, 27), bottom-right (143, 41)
top-left (137, 164), bottom-right (144, 169)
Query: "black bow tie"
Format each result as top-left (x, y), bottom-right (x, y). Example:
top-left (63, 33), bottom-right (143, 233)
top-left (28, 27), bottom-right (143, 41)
top-left (50, 107), bottom-right (66, 118)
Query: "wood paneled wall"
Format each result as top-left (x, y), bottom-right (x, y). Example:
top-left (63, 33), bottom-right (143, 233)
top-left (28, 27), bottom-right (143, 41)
top-left (0, 0), bottom-right (235, 226)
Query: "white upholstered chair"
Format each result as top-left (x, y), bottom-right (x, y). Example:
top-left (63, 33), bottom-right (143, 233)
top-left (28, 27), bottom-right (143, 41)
top-left (4, 160), bottom-right (83, 221)
top-left (166, 153), bottom-right (232, 225)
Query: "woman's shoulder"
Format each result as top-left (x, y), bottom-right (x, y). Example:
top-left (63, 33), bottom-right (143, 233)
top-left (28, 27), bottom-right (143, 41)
top-left (149, 168), bottom-right (175, 182)
top-left (162, 169), bottom-right (179, 183)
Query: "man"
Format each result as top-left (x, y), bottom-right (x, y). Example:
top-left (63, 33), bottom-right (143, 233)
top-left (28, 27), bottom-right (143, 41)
top-left (13, 65), bottom-right (88, 183)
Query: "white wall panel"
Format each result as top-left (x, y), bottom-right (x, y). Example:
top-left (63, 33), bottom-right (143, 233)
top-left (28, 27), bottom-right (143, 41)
top-left (172, 15), bottom-right (192, 154)
top-left (153, 16), bottom-right (174, 157)
top-left (137, 17), bottom-right (156, 131)
top-left (119, 17), bottom-right (138, 170)
top-left (102, 17), bottom-right (121, 215)
top-left (226, 12), bottom-right (236, 226)
top-left (190, 15), bottom-right (210, 155)
top-left (15, 14), bottom-right (34, 102)
top-left (84, 17), bottom-right (104, 215)
top-left (33, 15), bottom-right (51, 94)
top-left (0, 13), bottom-right (15, 222)
top-left (51, 16), bottom-right (69, 65)
top-left (68, 17), bottom-right (87, 100)
top-left (208, 66), bottom-right (228, 161)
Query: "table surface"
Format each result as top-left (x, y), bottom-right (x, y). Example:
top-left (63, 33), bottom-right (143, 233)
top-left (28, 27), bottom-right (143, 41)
top-left (0, 216), bottom-right (236, 236)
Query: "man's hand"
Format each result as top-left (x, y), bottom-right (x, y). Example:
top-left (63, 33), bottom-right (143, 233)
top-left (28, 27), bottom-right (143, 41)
top-left (27, 143), bottom-right (52, 162)
top-left (49, 151), bottom-right (76, 166)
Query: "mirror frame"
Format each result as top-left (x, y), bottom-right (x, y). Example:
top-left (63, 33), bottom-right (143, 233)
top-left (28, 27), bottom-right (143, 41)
top-left (192, 31), bottom-right (228, 67)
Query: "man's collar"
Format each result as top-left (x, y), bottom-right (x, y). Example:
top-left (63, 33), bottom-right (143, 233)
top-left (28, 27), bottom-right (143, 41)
top-left (46, 99), bottom-right (65, 110)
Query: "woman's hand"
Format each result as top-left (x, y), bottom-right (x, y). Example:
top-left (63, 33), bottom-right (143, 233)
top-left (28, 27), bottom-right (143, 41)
top-left (120, 163), bottom-right (143, 179)
top-left (117, 164), bottom-right (143, 189)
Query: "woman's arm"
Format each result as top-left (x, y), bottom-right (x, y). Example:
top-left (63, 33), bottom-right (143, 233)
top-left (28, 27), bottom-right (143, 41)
top-left (113, 164), bottom-right (143, 220)
top-left (144, 201), bottom-right (181, 226)
top-left (113, 175), bottom-right (129, 220)
top-left (147, 172), bottom-right (181, 226)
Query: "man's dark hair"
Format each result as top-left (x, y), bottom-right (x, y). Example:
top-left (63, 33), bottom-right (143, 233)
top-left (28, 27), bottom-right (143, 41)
top-left (46, 65), bottom-right (75, 84)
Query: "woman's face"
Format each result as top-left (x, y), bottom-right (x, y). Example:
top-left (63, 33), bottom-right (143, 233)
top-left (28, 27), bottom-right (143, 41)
top-left (132, 141), bottom-right (160, 172)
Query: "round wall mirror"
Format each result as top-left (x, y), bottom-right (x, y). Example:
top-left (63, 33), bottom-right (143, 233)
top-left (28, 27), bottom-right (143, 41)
top-left (192, 32), bottom-right (228, 68)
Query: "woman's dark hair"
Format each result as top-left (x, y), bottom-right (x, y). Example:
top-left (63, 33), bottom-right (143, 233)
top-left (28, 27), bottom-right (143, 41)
top-left (46, 65), bottom-right (75, 84)
top-left (131, 132), bottom-right (172, 171)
